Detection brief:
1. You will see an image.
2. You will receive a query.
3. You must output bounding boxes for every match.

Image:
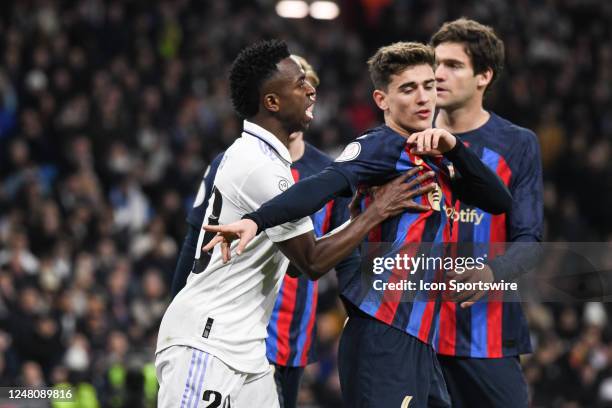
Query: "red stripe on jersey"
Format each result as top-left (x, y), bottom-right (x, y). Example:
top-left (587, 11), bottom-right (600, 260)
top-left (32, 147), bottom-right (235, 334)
top-left (486, 156), bottom-right (511, 357)
top-left (418, 298), bottom-right (437, 343)
top-left (490, 156), bottom-right (511, 247)
top-left (437, 302), bottom-right (457, 355)
top-left (496, 155), bottom-right (512, 184)
top-left (487, 299), bottom-right (503, 358)
top-left (365, 195), bottom-right (382, 243)
top-left (374, 205), bottom-right (429, 325)
top-left (300, 281), bottom-right (319, 366)
top-left (439, 174), bottom-right (458, 243)
top-left (420, 266), bottom-right (446, 344)
top-left (291, 168), bottom-right (300, 182)
top-left (275, 277), bottom-right (298, 364)
top-left (321, 200), bottom-right (335, 234)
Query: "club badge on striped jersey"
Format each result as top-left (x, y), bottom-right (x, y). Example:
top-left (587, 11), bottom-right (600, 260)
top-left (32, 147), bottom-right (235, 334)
top-left (335, 142), bottom-right (361, 162)
top-left (427, 183), bottom-right (442, 212)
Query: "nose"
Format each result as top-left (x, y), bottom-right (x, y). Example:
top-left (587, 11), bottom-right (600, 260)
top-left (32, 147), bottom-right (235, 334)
top-left (416, 86), bottom-right (429, 105)
top-left (435, 64), bottom-right (446, 82)
top-left (306, 81), bottom-right (316, 100)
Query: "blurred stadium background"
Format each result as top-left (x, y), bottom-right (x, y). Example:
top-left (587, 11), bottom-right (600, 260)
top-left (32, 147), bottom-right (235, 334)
top-left (0, 0), bottom-right (611, 407)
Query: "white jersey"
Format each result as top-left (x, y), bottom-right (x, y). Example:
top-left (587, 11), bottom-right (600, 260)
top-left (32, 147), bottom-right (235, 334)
top-left (157, 120), bottom-right (314, 374)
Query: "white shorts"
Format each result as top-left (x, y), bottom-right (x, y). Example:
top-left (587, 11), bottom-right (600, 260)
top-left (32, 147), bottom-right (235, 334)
top-left (155, 346), bottom-right (279, 408)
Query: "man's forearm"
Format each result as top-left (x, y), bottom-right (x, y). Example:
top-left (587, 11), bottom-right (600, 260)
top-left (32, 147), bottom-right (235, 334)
top-left (294, 209), bottom-right (381, 280)
top-left (445, 141), bottom-right (512, 214)
top-left (488, 237), bottom-right (542, 282)
top-left (245, 168), bottom-right (351, 233)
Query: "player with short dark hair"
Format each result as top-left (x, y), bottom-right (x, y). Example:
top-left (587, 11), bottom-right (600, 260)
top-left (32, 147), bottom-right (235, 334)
top-left (204, 41), bottom-right (513, 408)
top-left (156, 39), bottom-right (428, 408)
top-left (431, 18), bottom-right (543, 408)
top-left (431, 18), bottom-right (504, 90)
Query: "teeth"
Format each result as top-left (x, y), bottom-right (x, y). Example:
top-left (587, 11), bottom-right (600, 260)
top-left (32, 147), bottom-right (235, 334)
top-left (305, 105), bottom-right (314, 119)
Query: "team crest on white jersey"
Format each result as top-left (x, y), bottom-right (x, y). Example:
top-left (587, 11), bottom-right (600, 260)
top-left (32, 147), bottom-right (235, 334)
top-left (278, 178), bottom-right (290, 191)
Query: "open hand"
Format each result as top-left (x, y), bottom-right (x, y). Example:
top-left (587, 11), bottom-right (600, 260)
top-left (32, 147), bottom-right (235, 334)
top-left (445, 264), bottom-right (495, 308)
top-left (202, 218), bottom-right (258, 263)
top-left (368, 167), bottom-right (436, 221)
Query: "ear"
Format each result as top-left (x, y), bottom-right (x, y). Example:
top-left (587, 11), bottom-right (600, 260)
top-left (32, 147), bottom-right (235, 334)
top-left (476, 68), bottom-right (494, 90)
top-left (372, 89), bottom-right (388, 111)
top-left (262, 92), bottom-right (280, 113)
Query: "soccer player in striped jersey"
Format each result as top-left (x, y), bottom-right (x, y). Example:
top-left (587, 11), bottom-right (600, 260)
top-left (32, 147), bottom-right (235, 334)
top-left (156, 40), bottom-right (429, 408)
top-left (203, 42), bottom-right (512, 408)
top-left (171, 56), bottom-right (389, 408)
top-left (431, 19), bottom-right (543, 407)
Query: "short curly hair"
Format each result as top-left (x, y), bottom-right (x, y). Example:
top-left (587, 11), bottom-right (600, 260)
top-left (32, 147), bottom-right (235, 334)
top-left (431, 18), bottom-right (504, 89)
top-left (229, 40), bottom-right (290, 119)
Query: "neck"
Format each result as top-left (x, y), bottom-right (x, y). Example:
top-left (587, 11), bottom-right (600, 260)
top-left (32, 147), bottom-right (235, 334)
top-left (384, 115), bottom-right (415, 139)
top-left (436, 94), bottom-right (489, 134)
top-left (250, 115), bottom-right (292, 148)
top-left (288, 132), bottom-right (305, 161)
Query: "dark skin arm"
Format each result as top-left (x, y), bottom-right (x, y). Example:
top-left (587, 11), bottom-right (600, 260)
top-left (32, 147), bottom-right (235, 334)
top-left (204, 168), bottom-right (435, 280)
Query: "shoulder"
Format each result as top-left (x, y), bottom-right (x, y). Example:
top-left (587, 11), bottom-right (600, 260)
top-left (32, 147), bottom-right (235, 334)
top-left (303, 143), bottom-right (332, 166)
top-left (359, 125), bottom-right (405, 142)
top-left (336, 125), bottom-right (405, 162)
top-left (207, 151), bottom-right (226, 177)
top-left (219, 140), bottom-right (288, 188)
top-left (491, 113), bottom-right (538, 145)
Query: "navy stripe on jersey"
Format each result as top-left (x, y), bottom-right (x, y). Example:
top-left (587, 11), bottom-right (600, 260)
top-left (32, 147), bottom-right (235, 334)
top-left (434, 113), bottom-right (541, 358)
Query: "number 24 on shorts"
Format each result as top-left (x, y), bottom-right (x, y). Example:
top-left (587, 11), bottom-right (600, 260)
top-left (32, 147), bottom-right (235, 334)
top-left (203, 390), bottom-right (231, 408)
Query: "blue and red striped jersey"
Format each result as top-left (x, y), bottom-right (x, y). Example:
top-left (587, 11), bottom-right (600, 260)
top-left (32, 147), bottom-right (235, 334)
top-left (266, 143), bottom-right (351, 367)
top-left (433, 113), bottom-right (543, 358)
top-left (186, 143), bottom-right (351, 367)
top-left (331, 125), bottom-right (454, 344)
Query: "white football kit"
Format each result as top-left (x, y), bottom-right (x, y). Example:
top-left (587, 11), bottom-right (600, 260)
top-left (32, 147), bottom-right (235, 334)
top-left (156, 120), bottom-right (314, 407)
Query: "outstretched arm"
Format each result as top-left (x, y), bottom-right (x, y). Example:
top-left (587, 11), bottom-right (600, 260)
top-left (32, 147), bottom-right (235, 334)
top-left (204, 166), bottom-right (432, 259)
top-left (203, 168), bottom-right (435, 275)
top-left (264, 170), bottom-right (435, 279)
top-left (243, 167), bottom-right (354, 234)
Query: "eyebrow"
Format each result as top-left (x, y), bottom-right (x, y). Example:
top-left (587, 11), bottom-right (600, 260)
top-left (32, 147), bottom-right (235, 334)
top-left (438, 58), bottom-right (465, 66)
top-left (398, 78), bottom-right (435, 90)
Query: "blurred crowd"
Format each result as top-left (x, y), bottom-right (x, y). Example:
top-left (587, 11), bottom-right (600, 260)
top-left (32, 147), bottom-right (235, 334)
top-left (0, 0), bottom-right (610, 407)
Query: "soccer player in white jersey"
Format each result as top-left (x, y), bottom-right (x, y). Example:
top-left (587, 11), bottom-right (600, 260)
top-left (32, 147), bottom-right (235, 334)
top-left (155, 40), bottom-right (436, 408)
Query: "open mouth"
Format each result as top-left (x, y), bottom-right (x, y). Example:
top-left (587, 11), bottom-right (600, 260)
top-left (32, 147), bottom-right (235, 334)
top-left (305, 104), bottom-right (314, 120)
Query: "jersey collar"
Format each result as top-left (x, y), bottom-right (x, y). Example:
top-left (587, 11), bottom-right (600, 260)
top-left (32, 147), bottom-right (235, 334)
top-left (243, 120), bottom-right (293, 164)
